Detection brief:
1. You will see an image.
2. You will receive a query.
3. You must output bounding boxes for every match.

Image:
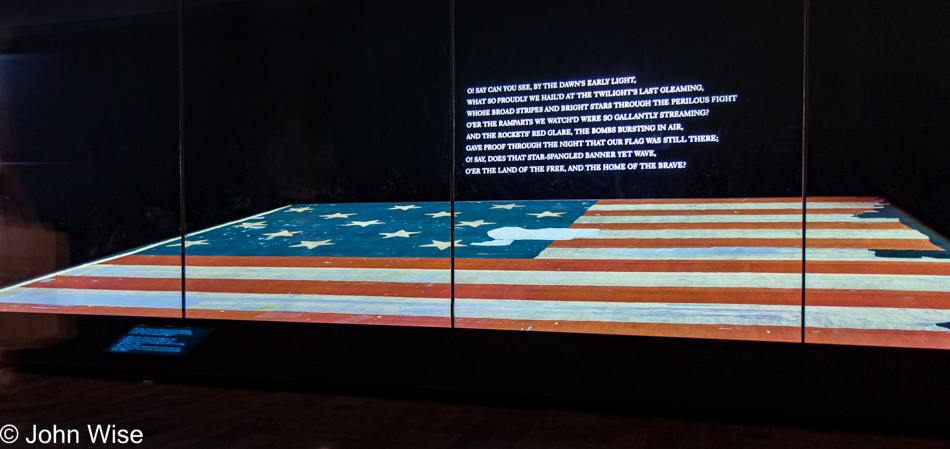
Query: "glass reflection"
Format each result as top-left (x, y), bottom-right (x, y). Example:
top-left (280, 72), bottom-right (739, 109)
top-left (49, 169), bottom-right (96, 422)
top-left (0, 2), bottom-right (181, 317)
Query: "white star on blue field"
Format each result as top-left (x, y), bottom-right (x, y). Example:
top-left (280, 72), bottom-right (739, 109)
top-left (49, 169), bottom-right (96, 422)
top-left (144, 201), bottom-right (595, 259)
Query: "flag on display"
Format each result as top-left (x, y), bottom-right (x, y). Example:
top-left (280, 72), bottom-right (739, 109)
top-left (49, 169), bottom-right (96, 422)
top-left (1, 197), bottom-right (948, 349)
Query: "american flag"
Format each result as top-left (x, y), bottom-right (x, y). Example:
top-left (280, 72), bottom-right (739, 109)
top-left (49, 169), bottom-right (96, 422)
top-left (1, 197), bottom-right (948, 349)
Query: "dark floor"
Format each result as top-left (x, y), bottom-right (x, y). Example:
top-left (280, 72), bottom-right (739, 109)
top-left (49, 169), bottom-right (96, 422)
top-left (0, 369), bottom-right (947, 449)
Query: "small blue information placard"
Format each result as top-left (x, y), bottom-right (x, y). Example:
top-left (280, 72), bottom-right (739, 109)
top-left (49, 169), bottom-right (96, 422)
top-left (104, 325), bottom-right (213, 356)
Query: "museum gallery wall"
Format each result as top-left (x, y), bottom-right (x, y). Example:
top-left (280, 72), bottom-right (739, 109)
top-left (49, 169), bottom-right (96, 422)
top-left (1, 0), bottom-right (948, 350)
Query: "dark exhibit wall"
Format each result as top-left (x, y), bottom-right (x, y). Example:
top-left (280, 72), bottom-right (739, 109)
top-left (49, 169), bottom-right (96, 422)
top-left (0, 7), bottom-right (180, 267)
top-left (808, 0), bottom-right (950, 238)
top-left (455, 0), bottom-right (804, 201)
top-left (182, 0), bottom-right (452, 231)
top-left (1, 0), bottom-right (949, 350)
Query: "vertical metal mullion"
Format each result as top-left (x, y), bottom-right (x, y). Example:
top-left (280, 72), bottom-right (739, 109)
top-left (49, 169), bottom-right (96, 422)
top-left (449, 0), bottom-right (457, 328)
top-left (178, 0), bottom-right (186, 319)
top-left (800, 0), bottom-right (810, 343)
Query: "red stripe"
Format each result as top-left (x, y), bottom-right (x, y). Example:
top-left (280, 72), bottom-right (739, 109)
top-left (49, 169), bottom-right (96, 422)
top-left (24, 276), bottom-right (182, 291)
top-left (570, 222), bottom-right (907, 230)
top-left (455, 284), bottom-right (799, 305)
top-left (806, 261), bottom-right (950, 276)
top-left (28, 276), bottom-right (450, 298)
top-left (111, 255), bottom-right (450, 269)
top-left (595, 197), bottom-right (882, 205)
top-left (548, 238), bottom-right (941, 250)
top-left (805, 327), bottom-right (950, 350)
top-left (0, 303), bottom-right (179, 318)
top-left (455, 318), bottom-right (799, 342)
top-left (186, 309), bottom-right (450, 327)
top-left (583, 208), bottom-right (871, 216)
top-left (806, 289), bottom-right (950, 309)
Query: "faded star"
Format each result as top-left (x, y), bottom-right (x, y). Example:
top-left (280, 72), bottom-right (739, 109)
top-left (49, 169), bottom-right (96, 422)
top-left (490, 204), bottom-right (525, 210)
top-left (320, 213), bottom-right (356, 219)
top-left (419, 240), bottom-right (465, 250)
top-left (379, 230), bottom-right (421, 239)
top-left (389, 205), bottom-right (421, 211)
top-left (167, 240), bottom-right (209, 248)
top-left (286, 207), bottom-right (313, 213)
top-left (527, 211), bottom-right (565, 218)
top-left (457, 220), bottom-right (496, 228)
top-left (264, 230), bottom-right (302, 238)
top-left (233, 221), bottom-right (267, 228)
top-left (426, 211), bottom-right (460, 218)
top-left (344, 220), bottom-right (384, 227)
top-left (290, 240), bottom-right (334, 249)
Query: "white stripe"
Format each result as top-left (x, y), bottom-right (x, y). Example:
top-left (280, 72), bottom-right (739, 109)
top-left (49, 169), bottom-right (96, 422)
top-left (455, 269), bottom-right (803, 288)
top-left (537, 247), bottom-right (808, 260)
top-left (575, 214), bottom-right (894, 224)
top-left (806, 273), bottom-right (950, 292)
top-left (456, 298), bottom-right (801, 326)
top-left (537, 247), bottom-right (949, 261)
top-left (53, 263), bottom-right (950, 292)
top-left (0, 287), bottom-right (180, 309)
top-left (58, 263), bottom-right (796, 288)
top-left (807, 306), bottom-right (950, 332)
top-left (0, 287), bottom-right (449, 317)
top-left (63, 264), bottom-right (452, 284)
top-left (589, 202), bottom-right (880, 211)
top-left (592, 229), bottom-right (926, 240)
top-left (458, 300), bottom-right (950, 332)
